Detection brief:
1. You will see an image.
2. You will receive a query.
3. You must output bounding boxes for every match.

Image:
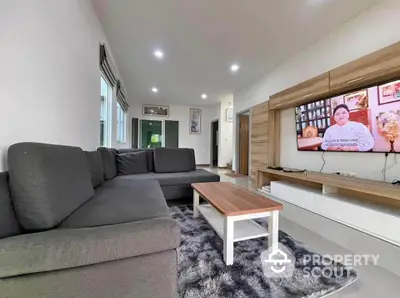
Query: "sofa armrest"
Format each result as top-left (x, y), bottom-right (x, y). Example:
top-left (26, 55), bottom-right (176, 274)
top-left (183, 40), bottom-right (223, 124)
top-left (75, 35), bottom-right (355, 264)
top-left (0, 217), bottom-right (180, 279)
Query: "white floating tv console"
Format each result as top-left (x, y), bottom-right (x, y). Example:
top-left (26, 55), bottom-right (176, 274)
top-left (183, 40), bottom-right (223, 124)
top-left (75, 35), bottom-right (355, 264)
top-left (257, 169), bottom-right (400, 246)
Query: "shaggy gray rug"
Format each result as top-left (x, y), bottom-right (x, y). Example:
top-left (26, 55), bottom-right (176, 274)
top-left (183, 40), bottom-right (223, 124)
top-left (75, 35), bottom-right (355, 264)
top-left (171, 205), bottom-right (357, 298)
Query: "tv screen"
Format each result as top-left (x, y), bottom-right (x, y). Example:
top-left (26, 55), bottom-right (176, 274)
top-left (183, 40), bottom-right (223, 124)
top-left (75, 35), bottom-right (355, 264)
top-left (295, 79), bottom-right (400, 153)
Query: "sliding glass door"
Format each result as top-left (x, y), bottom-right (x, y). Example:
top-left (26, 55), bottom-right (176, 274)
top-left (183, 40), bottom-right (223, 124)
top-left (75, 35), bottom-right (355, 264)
top-left (140, 120), bottom-right (162, 148)
top-left (139, 119), bottom-right (179, 148)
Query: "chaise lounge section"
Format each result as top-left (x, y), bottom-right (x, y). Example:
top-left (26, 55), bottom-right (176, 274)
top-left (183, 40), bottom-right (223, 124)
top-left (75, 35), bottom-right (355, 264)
top-left (106, 147), bottom-right (221, 200)
top-left (0, 143), bottom-right (220, 298)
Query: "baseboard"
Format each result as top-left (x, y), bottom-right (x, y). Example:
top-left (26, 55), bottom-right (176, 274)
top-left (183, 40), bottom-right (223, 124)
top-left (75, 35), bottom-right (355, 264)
top-left (218, 166), bottom-right (228, 169)
top-left (196, 164), bottom-right (210, 166)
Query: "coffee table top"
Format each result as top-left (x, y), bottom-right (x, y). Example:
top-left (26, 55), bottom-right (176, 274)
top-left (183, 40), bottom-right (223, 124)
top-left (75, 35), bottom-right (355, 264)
top-left (191, 182), bottom-right (282, 216)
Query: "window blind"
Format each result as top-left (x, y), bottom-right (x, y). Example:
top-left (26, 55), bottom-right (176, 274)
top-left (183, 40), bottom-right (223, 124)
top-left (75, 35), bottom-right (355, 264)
top-left (116, 80), bottom-right (129, 111)
top-left (99, 43), bottom-right (117, 86)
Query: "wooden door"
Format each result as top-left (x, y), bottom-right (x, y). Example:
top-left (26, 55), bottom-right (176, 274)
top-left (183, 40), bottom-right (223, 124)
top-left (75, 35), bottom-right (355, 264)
top-left (239, 115), bottom-right (250, 175)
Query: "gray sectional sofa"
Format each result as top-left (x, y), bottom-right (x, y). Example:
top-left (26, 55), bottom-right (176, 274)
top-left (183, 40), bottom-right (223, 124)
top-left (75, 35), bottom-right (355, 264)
top-left (0, 143), bottom-right (220, 298)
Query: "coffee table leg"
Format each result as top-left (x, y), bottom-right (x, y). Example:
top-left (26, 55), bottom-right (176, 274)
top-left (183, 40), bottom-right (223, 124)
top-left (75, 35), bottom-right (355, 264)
top-left (223, 216), bottom-right (234, 265)
top-left (193, 190), bottom-right (199, 218)
top-left (268, 210), bottom-right (279, 252)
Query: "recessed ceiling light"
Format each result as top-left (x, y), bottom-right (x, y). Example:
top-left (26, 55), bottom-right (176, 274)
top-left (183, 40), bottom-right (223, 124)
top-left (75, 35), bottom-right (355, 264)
top-left (230, 64), bottom-right (240, 73)
top-left (151, 87), bottom-right (159, 93)
top-left (154, 50), bottom-right (164, 59)
top-left (201, 94), bottom-right (208, 99)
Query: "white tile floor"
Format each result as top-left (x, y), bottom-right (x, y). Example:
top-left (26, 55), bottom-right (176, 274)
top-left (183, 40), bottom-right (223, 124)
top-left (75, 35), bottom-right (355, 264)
top-left (206, 168), bottom-right (400, 298)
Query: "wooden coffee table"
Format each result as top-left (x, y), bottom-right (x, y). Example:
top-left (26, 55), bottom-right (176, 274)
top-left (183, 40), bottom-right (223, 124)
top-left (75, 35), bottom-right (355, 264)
top-left (191, 182), bottom-right (283, 265)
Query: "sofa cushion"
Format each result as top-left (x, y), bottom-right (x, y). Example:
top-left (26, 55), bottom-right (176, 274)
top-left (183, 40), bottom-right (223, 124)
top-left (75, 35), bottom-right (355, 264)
top-left (0, 172), bottom-right (21, 239)
top-left (117, 152), bottom-right (149, 175)
top-left (115, 169), bottom-right (220, 186)
top-left (0, 217), bottom-right (180, 279)
top-left (85, 151), bottom-right (104, 188)
top-left (97, 147), bottom-right (118, 180)
top-left (118, 148), bottom-right (155, 172)
top-left (153, 148), bottom-right (196, 173)
top-left (59, 179), bottom-right (169, 229)
top-left (8, 143), bottom-right (94, 231)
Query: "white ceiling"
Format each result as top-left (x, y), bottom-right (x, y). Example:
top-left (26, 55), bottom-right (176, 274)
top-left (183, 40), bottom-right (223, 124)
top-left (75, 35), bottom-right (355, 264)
top-left (92, 0), bottom-right (378, 106)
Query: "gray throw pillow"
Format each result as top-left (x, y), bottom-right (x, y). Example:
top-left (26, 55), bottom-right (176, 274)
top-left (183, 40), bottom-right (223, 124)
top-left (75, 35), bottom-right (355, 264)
top-left (8, 143), bottom-right (94, 231)
top-left (0, 172), bottom-right (21, 238)
top-left (154, 148), bottom-right (196, 173)
top-left (118, 148), bottom-right (155, 172)
top-left (117, 152), bottom-right (149, 175)
top-left (97, 147), bottom-right (118, 180)
top-left (85, 151), bottom-right (104, 188)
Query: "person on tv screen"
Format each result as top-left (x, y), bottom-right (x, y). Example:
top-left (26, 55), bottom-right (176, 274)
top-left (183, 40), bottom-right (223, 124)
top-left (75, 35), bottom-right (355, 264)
top-left (321, 104), bottom-right (374, 152)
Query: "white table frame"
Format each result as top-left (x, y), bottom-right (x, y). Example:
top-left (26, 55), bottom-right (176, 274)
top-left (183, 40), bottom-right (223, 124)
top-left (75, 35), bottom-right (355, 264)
top-left (193, 190), bottom-right (279, 265)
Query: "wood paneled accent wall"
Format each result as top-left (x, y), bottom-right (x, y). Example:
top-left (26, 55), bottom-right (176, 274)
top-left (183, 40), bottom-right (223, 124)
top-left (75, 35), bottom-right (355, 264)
top-left (269, 73), bottom-right (330, 110)
top-left (250, 102), bottom-right (269, 180)
top-left (267, 107), bottom-right (280, 167)
top-left (330, 41), bottom-right (400, 93)
top-left (249, 41), bottom-right (400, 182)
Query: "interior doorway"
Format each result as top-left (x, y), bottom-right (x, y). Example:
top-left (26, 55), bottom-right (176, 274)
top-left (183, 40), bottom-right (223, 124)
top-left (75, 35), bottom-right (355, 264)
top-left (165, 120), bottom-right (179, 148)
top-left (211, 120), bottom-right (219, 167)
top-left (131, 118), bottom-right (139, 148)
top-left (238, 112), bottom-right (250, 175)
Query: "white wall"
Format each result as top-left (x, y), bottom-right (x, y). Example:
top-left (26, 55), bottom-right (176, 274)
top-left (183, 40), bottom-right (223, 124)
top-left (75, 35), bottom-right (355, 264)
top-left (129, 103), bottom-right (214, 164)
top-left (233, 0), bottom-right (400, 181)
top-left (209, 103), bottom-right (221, 122)
top-left (0, 0), bottom-right (129, 171)
top-left (218, 95), bottom-right (234, 167)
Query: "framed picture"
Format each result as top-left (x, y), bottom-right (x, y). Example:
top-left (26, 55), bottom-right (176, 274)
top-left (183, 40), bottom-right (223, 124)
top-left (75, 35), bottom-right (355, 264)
top-left (142, 104), bottom-right (169, 117)
top-left (330, 96), bottom-right (344, 110)
top-left (189, 108), bottom-right (201, 134)
top-left (226, 108), bottom-right (233, 122)
top-left (344, 89), bottom-right (368, 110)
top-left (379, 80), bottom-right (400, 105)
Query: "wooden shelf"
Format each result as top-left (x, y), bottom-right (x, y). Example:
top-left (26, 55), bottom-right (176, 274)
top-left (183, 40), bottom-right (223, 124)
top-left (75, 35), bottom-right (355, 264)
top-left (257, 169), bottom-right (400, 209)
top-left (196, 204), bottom-right (268, 242)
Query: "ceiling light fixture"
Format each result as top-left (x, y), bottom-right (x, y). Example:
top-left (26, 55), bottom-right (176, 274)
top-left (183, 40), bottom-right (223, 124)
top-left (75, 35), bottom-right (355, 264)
top-left (201, 94), bottom-right (208, 100)
top-left (151, 87), bottom-right (159, 93)
top-left (153, 50), bottom-right (164, 59)
top-left (230, 63), bottom-right (240, 73)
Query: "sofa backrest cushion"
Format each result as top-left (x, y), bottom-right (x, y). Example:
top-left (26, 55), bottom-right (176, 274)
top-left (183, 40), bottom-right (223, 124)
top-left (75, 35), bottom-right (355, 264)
top-left (153, 148), bottom-right (196, 173)
top-left (0, 172), bottom-right (21, 239)
top-left (118, 148), bottom-right (155, 172)
top-left (85, 151), bottom-right (104, 188)
top-left (97, 147), bottom-right (118, 180)
top-left (8, 143), bottom-right (94, 231)
top-left (117, 152), bottom-right (149, 175)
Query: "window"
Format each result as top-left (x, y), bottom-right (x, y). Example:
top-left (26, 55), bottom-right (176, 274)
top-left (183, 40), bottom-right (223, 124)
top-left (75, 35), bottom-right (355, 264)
top-left (100, 76), bottom-right (112, 147)
top-left (117, 102), bottom-right (127, 143)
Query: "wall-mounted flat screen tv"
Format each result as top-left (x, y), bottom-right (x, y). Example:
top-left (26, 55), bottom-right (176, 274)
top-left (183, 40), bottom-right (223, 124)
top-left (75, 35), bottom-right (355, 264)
top-left (295, 78), bottom-right (400, 153)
